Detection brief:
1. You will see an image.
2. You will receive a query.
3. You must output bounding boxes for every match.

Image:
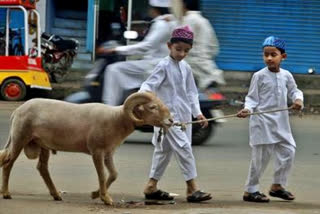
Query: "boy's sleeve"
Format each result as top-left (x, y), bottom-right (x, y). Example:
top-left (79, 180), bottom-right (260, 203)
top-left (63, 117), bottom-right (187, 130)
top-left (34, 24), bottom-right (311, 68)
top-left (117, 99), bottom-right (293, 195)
top-left (186, 66), bottom-right (202, 117)
top-left (139, 64), bottom-right (166, 93)
top-left (287, 73), bottom-right (304, 103)
top-left (115, 20), bottom-right (170, 56)
top-left (244, 73), bottom-right (260, 112)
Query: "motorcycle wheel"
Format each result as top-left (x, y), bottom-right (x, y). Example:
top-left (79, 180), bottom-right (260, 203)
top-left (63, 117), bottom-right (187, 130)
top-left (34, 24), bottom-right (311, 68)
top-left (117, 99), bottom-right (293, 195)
top-left (51, 72), bottom-right (67, 83)
top-left (192, 110), bottom-right (214, 145)
top-left (48, 55), bottom-right (73, 83)
top-left (0, 78), bottom-right (27, 101)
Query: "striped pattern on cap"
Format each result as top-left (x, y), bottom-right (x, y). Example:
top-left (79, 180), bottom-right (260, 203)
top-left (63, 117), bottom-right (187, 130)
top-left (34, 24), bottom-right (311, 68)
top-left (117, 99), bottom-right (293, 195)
top-left (262, 36), bottom-right (286, 51)
top-left (171, 25), bottom-right (194, 40)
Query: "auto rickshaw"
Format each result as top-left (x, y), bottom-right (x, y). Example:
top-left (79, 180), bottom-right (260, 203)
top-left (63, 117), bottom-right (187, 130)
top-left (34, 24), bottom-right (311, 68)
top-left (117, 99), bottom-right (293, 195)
top-left (0, 0), bottom-right (51, 101)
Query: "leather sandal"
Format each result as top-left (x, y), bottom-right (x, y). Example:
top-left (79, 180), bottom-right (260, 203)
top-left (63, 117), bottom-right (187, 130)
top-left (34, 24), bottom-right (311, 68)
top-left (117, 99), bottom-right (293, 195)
top-left (269, 189), bottom-right (295, 201)
top-left (243, 191), bottom-right (270, 203)
top-left (187, 190), bottom-right (212, 203)
top-left (145, 189), bottom-right (174, 200)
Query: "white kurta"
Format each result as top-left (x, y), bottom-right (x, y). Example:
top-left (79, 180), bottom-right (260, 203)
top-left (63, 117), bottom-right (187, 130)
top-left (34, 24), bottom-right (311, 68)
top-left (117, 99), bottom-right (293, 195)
top-left (139, 56), bottom-right (201, 181)
top-left (182, 11), bottom-right (226, 88)
top-left (244, 67), bottom-right (303, 193)
top-left (102, 15), bottom-right (175, 105)
top-left (245, 67), bottom-right (303, 147)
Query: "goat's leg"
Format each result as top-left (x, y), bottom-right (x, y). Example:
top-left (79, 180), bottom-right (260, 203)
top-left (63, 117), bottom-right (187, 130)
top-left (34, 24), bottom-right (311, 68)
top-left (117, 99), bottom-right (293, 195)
top-left (2, 145), bottom-right (23, 199)
top-left (92, 151), bottom-right (113, 205)
top-left (91, 153), bottom-right (118, 200)
top-left (37, 148), bottom-right (62, 201)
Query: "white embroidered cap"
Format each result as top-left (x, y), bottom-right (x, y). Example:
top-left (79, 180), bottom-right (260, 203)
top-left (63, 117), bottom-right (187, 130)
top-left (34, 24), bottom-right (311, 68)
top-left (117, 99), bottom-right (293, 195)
top-left (149, 0), bottom-right (169, 7)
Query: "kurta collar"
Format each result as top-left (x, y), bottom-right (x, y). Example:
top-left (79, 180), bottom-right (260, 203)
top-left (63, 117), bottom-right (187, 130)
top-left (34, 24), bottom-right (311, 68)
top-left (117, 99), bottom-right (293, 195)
top-left (168, 55), bottom-right (180, 64)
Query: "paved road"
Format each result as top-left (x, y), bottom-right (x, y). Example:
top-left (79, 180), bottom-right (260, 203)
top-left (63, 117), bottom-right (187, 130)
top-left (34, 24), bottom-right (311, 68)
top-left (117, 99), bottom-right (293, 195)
top-left (0, 101), bottom-right (319, 214)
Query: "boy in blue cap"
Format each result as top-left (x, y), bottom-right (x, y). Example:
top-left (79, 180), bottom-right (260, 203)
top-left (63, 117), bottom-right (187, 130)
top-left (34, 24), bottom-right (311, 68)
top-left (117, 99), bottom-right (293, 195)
top-left (237, 36), bottom-right (303, 202)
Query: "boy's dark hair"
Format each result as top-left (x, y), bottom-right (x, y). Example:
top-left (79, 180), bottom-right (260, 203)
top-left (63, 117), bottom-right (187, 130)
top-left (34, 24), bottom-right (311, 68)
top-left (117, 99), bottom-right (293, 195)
top-left (170, 38), bottom-right (193, 46)
top-left (263, 46), bottom-right (285, 54)
top-left (278, 48), bottom-right (285, 54)
top-left (150, 6), bottom-right (169, 15)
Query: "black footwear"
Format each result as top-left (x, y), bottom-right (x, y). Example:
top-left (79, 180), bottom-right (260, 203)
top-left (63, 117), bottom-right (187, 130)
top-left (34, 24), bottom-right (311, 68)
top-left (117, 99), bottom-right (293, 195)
top-left (243, 191), bottom-right (270, 203)
top-left (145, 189), bottom-right (174, 200)
top-left (187, 190), bottom-right (212, 203)
top-left (269, 189), bottom-right (295, 201)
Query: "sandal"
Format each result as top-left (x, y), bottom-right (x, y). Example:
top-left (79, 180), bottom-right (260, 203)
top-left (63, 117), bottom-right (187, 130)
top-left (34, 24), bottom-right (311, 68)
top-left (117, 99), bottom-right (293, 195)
top-left (269, 189), bottom-right (295, 201)
top-left (145, 189), bottom-right (174, 200)
top-left (243, 191), bottom-right (270, 203)
top-left (187, 190), bottom-right (212, 203)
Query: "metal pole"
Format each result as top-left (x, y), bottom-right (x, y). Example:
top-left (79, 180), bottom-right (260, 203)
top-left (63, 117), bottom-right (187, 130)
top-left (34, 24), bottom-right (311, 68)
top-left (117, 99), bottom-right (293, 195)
top-left (5, 8), bottom-right (9, 56)
top-left (32, 9), bottom-right (41, 57)
top-left (21, 6), bottom-right (29, 55)
top-left (127, 0), bottom-right (133, 44)
top-left (92, 0), bottom-right (99, 62)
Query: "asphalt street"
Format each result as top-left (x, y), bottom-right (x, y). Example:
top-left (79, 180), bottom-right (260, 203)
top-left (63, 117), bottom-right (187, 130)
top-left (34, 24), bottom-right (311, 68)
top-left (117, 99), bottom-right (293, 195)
top-left (0, 101), bottom-right (319, 214)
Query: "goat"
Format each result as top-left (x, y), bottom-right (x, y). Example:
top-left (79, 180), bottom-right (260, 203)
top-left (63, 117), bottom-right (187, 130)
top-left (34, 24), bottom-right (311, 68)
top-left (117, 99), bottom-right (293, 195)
top-left (0, 92), bottom-right (173, 205)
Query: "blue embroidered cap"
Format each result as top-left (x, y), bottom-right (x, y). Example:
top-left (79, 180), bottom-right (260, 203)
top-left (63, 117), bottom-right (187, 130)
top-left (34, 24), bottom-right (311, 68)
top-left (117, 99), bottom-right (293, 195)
top-left (262, 36), bottom-right (286, 51)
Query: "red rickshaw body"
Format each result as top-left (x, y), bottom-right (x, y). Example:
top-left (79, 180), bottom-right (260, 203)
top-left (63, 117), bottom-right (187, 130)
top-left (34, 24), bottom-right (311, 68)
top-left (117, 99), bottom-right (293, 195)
top-left (0, 56), bottom-right (51, 90)
top-left (0, 0), bottom-right (36, 9)
top-left (0, 2), bottom-right (52, 101)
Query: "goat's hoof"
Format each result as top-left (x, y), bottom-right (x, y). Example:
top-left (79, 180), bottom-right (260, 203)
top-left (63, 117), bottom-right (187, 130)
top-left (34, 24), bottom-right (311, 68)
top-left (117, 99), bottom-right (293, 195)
top-left (91, 191), bottom-right (99, 200)
top-left (3, 194), bottom-right (12, 199)
top-left (53, 195), bottom-right (62, 201)
top-left (101, 195), bottom-right (113, 205)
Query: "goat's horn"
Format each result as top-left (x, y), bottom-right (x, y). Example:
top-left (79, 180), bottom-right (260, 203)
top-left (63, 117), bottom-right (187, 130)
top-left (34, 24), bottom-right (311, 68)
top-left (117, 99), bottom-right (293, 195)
top-left (124, 92), bottom-right (153, 123)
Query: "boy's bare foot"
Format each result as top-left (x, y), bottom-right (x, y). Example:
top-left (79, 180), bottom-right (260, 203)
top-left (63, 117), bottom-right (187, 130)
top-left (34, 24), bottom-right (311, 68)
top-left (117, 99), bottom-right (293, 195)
top-left (143, 178), bottom-right (158, 195)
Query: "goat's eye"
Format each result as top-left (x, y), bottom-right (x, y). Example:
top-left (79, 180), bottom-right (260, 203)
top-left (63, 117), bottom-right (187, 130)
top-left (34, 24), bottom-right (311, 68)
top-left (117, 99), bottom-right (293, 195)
top-left (148, 104), bottom-right (158, 110)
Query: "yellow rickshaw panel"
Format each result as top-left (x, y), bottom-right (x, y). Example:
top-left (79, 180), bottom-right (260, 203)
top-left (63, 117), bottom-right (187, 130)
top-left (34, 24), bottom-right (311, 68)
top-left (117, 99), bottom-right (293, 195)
top-left (0, 69), bottom-right (52, 90)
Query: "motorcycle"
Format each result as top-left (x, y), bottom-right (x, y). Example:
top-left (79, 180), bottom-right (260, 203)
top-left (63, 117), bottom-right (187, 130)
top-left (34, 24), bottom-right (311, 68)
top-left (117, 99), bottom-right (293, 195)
top-left (32, 32), bottom-right (79, 83)
top-left (65, 41), bottom-right (227, 145)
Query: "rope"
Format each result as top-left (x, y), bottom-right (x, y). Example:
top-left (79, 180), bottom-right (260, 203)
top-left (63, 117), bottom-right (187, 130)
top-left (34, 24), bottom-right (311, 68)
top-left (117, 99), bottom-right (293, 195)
top-left (173, 106), bottom-right (294, 131)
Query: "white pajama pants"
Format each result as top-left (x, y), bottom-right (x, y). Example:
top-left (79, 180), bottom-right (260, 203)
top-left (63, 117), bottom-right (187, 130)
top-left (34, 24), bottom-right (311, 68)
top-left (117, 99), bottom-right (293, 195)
top-left (149, 131), bottom-right (197, 181)
top-left (245, 142), bottom-right (295, 193)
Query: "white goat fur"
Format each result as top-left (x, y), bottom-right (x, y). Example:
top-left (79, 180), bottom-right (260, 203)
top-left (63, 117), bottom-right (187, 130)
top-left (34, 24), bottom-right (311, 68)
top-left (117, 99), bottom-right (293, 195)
top-left (0, 92), bottom-right (172, 205)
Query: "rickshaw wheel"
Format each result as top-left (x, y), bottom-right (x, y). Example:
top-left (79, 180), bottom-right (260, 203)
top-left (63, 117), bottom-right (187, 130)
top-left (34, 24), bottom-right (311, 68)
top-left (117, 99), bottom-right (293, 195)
top-left (1, 79), bottom-right (27, 101)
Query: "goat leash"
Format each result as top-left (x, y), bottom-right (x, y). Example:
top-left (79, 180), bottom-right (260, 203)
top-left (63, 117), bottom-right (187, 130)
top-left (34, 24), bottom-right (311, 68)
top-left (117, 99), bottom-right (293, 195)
top-left (173, 106), bottom-right (294, 131)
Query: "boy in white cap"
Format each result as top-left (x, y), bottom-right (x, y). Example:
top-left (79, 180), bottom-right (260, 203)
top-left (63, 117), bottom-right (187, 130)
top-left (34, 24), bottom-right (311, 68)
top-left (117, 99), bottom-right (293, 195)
top-left (140, 26), bottom-right (212, 203)
top-left (100, 0), bottom-right (176, 106)
top-left (237, 36), bottom-right (303, 203)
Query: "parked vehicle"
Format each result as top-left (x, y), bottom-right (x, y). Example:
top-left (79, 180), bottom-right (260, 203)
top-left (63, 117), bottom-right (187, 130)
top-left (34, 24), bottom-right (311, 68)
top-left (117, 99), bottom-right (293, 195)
top-left (30, 32), bottom-right (79, 83)
top-left (0, 1), bottom-right (51, 101)
top-left (65, 41), bottom-right (226, 145)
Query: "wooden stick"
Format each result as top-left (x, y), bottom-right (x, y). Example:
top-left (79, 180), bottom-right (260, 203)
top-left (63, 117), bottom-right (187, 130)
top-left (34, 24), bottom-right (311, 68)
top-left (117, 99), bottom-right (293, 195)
top-left (173, 107), bottom-right (294, 129)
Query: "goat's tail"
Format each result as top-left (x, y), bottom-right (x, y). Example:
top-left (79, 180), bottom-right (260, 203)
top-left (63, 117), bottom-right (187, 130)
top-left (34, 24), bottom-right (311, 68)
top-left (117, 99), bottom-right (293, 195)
top-left (0, 108), bottom-right (17, 167)
top-left (0, 136), bottom-right (11, 167)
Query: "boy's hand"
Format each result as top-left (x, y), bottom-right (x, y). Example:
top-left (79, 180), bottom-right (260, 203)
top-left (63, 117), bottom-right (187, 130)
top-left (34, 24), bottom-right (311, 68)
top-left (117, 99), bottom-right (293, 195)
top-left (291, 99), bottom-right (303, 110)
top-left (197, 114), bottom-right (208, 128)
top-left (96, 47), bottom-right (116, 55)
top-left (237, 109), bottom-right (250, 118)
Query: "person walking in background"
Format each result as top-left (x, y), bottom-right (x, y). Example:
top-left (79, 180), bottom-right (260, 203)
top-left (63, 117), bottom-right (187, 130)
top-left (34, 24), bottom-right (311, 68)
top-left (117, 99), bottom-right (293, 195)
top-left (140, 26), bottom-right (212, 203)
top-left (171, 0), bottom-right (225, 89)
top-left (237, 36), bottom-right (303, 203)
top-left (99, 0), bottom-right (175, 106)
